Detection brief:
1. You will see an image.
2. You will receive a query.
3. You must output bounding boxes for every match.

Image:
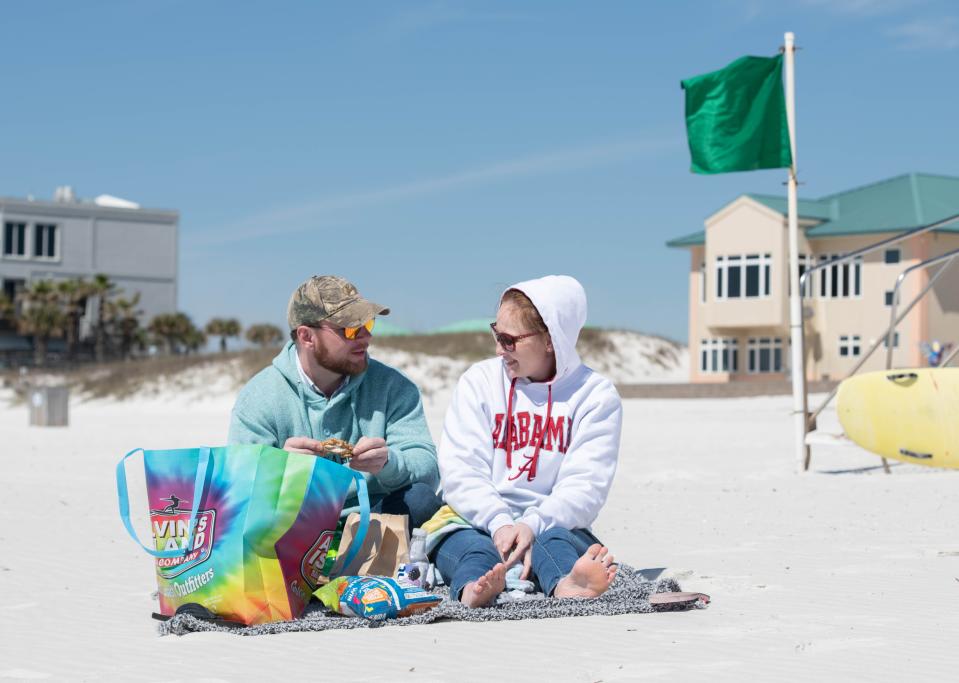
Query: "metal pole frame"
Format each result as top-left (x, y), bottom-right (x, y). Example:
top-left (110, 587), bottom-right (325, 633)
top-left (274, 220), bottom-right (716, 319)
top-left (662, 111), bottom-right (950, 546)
top-left (885, 249), bottom-right (959, 368)
top-left (941, 343), bottom-right (959, 368)
top-left (798, 216), bottom-right (959, 470)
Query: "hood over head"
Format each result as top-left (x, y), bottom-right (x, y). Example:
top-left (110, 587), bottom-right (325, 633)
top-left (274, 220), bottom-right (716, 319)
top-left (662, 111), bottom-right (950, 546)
top-left (502, 275), bottom-right (587, 384)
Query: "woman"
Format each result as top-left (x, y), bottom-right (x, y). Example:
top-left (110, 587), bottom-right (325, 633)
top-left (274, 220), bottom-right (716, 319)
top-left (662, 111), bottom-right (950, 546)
top-left (434, 275), bottom-right (623, 607)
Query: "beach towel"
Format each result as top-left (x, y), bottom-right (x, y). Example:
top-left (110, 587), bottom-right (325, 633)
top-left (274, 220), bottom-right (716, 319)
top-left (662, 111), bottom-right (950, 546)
top-left (117, 444), bottom-right (370, 626)
top-left (157, 565), bottom-right (692, 636)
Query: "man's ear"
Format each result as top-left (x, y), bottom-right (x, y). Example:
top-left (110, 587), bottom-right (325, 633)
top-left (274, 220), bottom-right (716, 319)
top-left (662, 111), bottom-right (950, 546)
top-left (296, 326), bottom-right (314, 347)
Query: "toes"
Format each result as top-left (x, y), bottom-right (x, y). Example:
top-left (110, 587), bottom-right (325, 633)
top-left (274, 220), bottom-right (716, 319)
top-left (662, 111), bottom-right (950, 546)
top-left (585, 543), bottom-right (602, 560)
top-left (595, 546), bottom-right (609, 562)
top-left (602, 553), bottom-right (615, 567)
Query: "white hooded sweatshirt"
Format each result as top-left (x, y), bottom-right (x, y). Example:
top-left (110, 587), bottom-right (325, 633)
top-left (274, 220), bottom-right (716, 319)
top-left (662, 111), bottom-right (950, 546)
top-left (438, 275), bottom-right (623, 538)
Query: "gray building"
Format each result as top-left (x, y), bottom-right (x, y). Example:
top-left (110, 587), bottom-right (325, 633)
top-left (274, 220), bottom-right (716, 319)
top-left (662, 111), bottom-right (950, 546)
top-left (1, 187), bottom-right (178, 347)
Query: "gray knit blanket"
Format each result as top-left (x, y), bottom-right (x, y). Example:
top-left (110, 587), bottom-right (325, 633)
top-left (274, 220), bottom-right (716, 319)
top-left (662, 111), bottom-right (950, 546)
top-left (158, 565), bottom-right (694, 636)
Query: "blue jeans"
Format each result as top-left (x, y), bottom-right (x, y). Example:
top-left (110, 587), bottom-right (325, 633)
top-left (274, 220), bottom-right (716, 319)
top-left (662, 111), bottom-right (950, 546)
top-left (370, 482), bottom-right (443, 529)
top-left (433, 526), bottom-right (600, 601)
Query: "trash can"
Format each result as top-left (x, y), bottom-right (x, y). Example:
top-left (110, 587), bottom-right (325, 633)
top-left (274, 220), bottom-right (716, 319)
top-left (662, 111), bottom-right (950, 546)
top-left (28, 385), bottom-right (69, 427)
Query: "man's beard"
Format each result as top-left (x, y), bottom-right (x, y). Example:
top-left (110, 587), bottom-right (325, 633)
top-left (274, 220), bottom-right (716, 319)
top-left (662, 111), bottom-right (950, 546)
top-left (313, 343), bottom-right (368, 376)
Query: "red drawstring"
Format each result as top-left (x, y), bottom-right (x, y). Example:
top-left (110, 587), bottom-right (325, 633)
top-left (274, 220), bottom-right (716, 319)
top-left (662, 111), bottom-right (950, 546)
top-left (528, 384), bottom-right (551, 481)
top-left (504, 377), bottom-right (518, 468)
top-left (504, 378), bottom-right (552, 482)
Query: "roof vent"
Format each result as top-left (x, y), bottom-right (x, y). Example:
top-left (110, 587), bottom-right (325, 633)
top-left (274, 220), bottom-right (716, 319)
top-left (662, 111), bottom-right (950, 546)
top-left (94, 194), bottom-right (140, 209)
top-left (53, 186), bottom-right (76, 203)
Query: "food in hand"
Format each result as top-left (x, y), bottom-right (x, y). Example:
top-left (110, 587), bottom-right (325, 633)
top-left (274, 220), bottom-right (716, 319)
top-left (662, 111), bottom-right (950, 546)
top-left (318, 438), bottom-right (354, 460)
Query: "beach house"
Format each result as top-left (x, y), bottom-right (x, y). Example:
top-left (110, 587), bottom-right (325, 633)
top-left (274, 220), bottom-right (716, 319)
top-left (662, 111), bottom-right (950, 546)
top-left (667, 173), bottom-right (959, 383)
top-left (0, 187), bottom-right (179, 350)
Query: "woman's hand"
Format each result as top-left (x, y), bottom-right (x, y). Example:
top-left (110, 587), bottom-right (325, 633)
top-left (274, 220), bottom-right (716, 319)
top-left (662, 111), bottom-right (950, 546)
top-left (492, 522), bottom-right (534, 579)
top-left (492, 525), bottom-right (516, 558)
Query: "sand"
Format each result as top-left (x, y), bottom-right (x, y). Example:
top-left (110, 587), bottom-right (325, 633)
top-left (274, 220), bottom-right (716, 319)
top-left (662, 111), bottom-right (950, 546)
top-left (1, 366), bottom-right (957, 681)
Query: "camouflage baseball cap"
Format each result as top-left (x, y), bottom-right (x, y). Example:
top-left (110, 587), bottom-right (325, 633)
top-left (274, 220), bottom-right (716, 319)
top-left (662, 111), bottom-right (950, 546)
top-left (287, 275), bottom-right (390, 330)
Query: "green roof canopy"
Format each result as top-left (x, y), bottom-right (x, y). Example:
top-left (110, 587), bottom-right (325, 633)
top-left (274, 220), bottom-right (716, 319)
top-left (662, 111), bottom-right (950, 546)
top-left (373, 320), bottom-right (413, 336)
top-left (430, 318), bottom-right (494, 334)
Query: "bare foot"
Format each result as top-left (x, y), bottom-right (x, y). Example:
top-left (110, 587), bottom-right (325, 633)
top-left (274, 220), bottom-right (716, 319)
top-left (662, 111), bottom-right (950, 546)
top-left (460, 563), bottom-right (507, 607)
top-left (553, 544), bottom-right (617, 598)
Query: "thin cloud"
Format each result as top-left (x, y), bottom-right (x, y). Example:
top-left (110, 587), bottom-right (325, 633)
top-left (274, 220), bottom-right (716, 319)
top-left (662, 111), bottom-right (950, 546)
top-left (887, 16), bottom-right (959, 49)
top-left (376, 0), bottom-right (529, 39)
top-left (798, 0), bottom-right (927, 16)
top-left (188, 136), bottom-right (680, 248)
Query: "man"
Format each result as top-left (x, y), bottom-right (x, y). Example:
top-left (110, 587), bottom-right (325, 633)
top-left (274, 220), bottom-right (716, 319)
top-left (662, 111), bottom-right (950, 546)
top-left (228, 275), bottom-right (441, 527)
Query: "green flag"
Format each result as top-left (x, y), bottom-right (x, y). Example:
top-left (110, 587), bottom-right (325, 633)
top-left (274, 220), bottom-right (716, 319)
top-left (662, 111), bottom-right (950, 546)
top-left (681, 54), bottom-right (792, 174)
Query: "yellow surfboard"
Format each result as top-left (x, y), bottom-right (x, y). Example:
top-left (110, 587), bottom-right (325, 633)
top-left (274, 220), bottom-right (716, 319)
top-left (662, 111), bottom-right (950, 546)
top-left (837, 368), bottom-right (959, 469)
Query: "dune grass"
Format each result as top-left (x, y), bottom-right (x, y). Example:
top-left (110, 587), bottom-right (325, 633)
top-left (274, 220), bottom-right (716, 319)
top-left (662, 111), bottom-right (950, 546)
top-left (0, 329), bottom-right (685, 403)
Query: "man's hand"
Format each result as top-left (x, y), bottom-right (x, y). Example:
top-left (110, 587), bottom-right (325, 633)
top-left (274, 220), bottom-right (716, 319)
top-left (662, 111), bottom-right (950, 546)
top-left (492, 522), bottom-right (534, 579)
top-left (349, 436), bottom-right (389, 474)
top-left (282, 436), bottom-right (327, 456)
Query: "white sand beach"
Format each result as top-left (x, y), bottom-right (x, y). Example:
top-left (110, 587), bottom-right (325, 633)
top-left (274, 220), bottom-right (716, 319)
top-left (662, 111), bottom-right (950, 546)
top-left (1, 354), bottom-right (957, 681)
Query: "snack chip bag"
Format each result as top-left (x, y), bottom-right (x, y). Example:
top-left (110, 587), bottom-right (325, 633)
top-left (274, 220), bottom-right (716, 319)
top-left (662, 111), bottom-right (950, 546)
top-left (315, 576), bottom-right (441, 621)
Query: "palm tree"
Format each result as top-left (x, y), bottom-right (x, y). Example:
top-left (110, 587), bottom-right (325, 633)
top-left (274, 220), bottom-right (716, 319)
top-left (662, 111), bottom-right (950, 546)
top-left (87, 273), bottom-right (116, 363)
top-left (56, 278), bottom-right (88, 361)
top-left (0, 292), bottom-right (13, 323)
top-left (184, 326), bottom-right (207, 355)
top-left (104, 292), bottom-right (142, 360)
top-left (245, 323), bottom-right (284, 349)
top-left (16, 280), bottom-right (67, 366)
top-left (205, 318), bottom-right (242, 353)
top-left (148, 312), bottom-right (197, 355)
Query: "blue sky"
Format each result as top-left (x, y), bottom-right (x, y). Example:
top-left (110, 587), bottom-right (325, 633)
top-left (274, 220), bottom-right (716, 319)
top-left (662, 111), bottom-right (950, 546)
top-left (1, 0), bottom-right (956, 341)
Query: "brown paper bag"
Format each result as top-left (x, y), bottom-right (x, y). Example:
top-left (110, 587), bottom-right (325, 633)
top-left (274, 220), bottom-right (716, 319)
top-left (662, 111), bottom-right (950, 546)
top-left (330, 513), bottom-right (410, 578)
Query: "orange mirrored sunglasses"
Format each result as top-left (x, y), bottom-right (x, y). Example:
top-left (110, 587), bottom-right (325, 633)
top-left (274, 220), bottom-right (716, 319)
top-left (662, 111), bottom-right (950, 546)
top-left (343, 319), bottom-right (375, 339)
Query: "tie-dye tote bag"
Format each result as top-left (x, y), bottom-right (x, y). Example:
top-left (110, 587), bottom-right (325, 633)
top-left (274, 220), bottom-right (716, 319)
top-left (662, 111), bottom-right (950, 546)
top-left (116, 444), bottom-right (369, 625)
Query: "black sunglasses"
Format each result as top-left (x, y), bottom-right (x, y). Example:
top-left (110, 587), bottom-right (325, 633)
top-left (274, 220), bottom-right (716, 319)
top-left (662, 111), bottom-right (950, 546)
top-left (490, 322), bottom-right (541, 352)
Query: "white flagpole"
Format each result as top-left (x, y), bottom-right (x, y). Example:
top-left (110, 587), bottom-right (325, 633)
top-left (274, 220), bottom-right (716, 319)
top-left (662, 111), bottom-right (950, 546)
top-left (784, 32), bottom-right (808, 471)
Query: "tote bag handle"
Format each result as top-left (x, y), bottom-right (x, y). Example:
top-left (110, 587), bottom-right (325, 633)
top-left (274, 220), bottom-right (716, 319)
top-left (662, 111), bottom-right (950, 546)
top-left (116, 447), bottom-right (212, 559)
top-left (335, 469), bottom-right (371, 573)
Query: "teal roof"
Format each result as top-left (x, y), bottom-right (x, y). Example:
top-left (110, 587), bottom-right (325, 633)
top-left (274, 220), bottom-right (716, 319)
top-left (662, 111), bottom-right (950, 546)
top-left (431, 318), bottom-right (493, 334)
top-left (666, 230), bottom-right (705, 247)
top-left (809, 173), bottom-right (959, 237)
top-left (667, 173), bottom-right (959, 248)
top-left (373, 320), bottom-right (413, 336)
top-left (746, 194), bottom-right (835, 221)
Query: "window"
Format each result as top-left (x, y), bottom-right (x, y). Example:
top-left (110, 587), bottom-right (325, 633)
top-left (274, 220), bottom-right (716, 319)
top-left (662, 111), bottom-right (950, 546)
top-left (2, 278), bottom-right (25, 302)
top-left (839, 335), bottom-right (861, 357)
top-left (3, 222), bottom-right (27, 257)
top-left (715, 254), bottom-right (772, 299)
top-left (699, 261), bottom-right (706, 303)
top-left (33, 223), bottom-right (58, 259)
top-left (884, 290), bottom-right (895, 307)
top-left (817, 254), bottom-right (862, 299)
top-left (797, 254), bottom-right (815, 298)
top-left (747, 337), bottom-right (784, 373)
top-left (884, 249), bottom-right (901, 264)
top-left (700, 338), bottom-right (739, 373)
top-left (883, 332), bottom-right (900, 348)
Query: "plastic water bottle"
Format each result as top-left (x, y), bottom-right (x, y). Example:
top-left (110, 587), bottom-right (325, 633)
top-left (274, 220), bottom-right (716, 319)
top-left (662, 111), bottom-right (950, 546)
top-left (409, 528), bottom-right (428, 563)
top-left (400, 528), bottom-right (431, 588)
